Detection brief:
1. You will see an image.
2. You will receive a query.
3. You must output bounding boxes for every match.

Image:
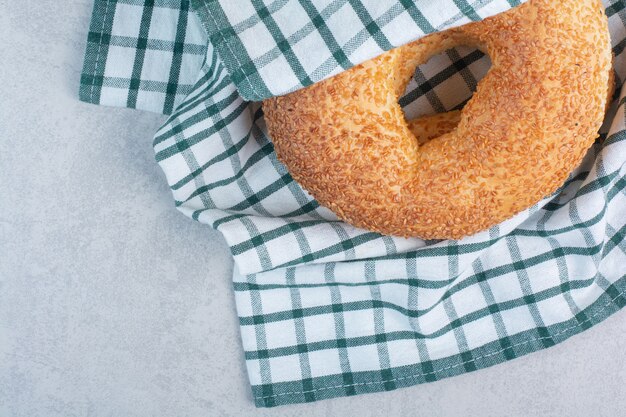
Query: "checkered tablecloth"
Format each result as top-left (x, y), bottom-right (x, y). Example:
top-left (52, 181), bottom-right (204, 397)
top-left (80, 0), bottom-right (626, 407)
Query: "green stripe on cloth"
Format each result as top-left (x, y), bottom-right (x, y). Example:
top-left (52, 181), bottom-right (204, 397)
top-left (237, 275), bottom-right (598, 328)
top-left (126, 0), bottom-right (156, 108)
top-left (251, 0), bottom-right (314, 87)
top-left (297, 0), bottom-right (353, 70)
top-left (163, 0), bottom-right (190, 113)
top-left (346, 0), bottom-right (394, 50)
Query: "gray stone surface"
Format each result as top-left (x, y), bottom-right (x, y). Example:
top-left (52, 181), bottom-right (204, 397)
top-left (1, 1), bottom-right (626, 416)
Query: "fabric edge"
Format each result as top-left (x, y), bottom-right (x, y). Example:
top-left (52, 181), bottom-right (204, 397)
top-left (78, 0), bottom-right (115, 106)
top-left (252, 273), bottom-right (626, 407)
top-left (189, 0), bottom-right (272, 101)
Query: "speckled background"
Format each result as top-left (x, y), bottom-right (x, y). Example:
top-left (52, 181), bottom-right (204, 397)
top-left (1, 1), bottom-right (626, 416)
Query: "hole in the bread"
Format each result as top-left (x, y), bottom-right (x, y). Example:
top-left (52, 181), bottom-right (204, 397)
top-left (399, 46), bottom-right (492, 144)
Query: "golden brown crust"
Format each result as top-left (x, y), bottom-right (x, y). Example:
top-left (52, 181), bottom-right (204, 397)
top-left (263, 0), bottom-right (613, 239)
top-left (407, 111), bottom-right (462, 145)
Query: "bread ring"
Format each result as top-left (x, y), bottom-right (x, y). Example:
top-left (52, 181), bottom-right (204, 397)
top-left (263, 0), bottom-right (613, 239)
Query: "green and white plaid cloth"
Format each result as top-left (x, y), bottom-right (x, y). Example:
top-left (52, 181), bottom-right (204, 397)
top-left (80, 0), bottom-right (626, 407)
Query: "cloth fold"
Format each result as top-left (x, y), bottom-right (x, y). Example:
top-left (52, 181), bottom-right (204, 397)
top-left (190, 0), bottom-right (524, 100)
top-left (80, 0), bottom-right (626, 407)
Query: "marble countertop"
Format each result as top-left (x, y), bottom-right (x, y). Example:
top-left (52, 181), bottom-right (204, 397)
top-left (1, 1), bottom-right (625, 416)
